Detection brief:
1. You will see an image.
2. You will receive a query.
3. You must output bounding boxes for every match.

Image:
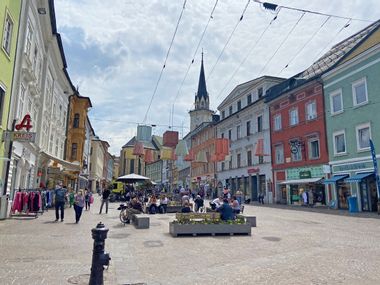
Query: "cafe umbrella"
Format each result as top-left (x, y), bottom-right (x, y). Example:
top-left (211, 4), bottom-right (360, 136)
top-left (116, 173), bottom-right (151, 183)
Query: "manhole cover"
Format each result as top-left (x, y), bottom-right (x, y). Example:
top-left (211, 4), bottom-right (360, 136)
top-left (143, 240), bottom-right (163, 248)
top-left (262, 236), bottom-right (281, 242)
top-left (109, 233), bottom-right (130, 239)
top-left (67, 274), bottom-right (91, 284)
top-left (150, 222), bottom-right (161, 227)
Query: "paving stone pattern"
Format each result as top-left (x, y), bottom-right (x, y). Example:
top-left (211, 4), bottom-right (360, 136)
top-left (0, 197), bottom-right (380, 284)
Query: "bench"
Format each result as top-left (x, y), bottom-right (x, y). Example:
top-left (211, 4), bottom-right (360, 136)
top-left (237, 214), bottom-right (256, 227)
top-left (131, 213), bottom-right (150, 229)
top-left (170, 212), bottom-right (251, 237)
top-left (166, 205), bottom-right (183, 213)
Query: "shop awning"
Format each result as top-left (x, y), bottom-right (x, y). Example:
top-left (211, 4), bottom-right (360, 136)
top-left (323, 175), bottom-right (349, 184)
top-left (344, 172), bottom-right (374, 183)
top-left (280, 177), bottom-right (323, 185)
top-left (40, 151), bottom-right (81, 172)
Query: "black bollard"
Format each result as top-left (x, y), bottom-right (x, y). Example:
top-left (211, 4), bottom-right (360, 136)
top-left (89, 222), bottom-right (111, 285)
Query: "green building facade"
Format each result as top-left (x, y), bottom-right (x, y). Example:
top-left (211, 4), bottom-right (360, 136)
top-left (322, 24), bottom-right (380, 212)
top-left (0, 0), bottom-right (21, 197)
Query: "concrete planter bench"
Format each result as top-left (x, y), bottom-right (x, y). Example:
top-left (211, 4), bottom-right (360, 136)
top-left (169, 222), bottom-right (251, 237)
top-left (166, 205), bottom-right (183, 213)
top-left (237, 215), bottom-right (256, 227)
top-left (132, 214), bottom-right (150, 229)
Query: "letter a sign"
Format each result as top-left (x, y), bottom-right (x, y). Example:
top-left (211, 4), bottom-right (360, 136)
top-left (15, 114), bottom-right (32, 131)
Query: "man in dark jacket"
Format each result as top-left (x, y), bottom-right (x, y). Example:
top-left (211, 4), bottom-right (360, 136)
top-left (54, 184), bottom-right (67, 222)
top-left (217, 199), bottom-right (234, 221)
top-left (99, 188), bottom-right (111, 214)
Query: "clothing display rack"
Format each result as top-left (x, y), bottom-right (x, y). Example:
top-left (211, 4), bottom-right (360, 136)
top-left (10, 189), bottom-right (45, 218)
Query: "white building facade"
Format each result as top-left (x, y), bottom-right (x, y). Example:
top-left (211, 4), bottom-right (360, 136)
top-left (216, 76), bottom-right (284, 203)
top-left (6, 0), bottom-right (75, 197)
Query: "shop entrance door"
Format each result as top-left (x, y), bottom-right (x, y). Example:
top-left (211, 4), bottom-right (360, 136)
top-left (251, 176), bottom-right (258, 201)
top-left (360, 180), bottom-right (370, 211)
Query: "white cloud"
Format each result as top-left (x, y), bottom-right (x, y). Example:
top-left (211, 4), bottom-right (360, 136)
top-left (54, 0), bottom-right (380, 154)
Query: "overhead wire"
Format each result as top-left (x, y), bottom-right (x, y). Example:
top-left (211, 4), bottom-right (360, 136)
top-left (216, 10), bottom-right (281, 100)
top-left (278, 15), bottom-right (331, 76)
top-left (207, 0), bottom-right (251, 80)
top-left (252, 0), bottom-right (375, 23)
top-left (142, 0), bottom-right (187, 124)
top-left (256, 12), bottom-right (306, 77)
top-left (170, 0), bottom-right (219, 127)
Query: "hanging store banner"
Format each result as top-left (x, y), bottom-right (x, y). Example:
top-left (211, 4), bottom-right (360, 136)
top-left (369, 139), bottom-right (380, 198)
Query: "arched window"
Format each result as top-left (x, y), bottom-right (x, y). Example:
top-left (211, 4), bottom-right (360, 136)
top-left (73, 113), bottom-right (80, 128)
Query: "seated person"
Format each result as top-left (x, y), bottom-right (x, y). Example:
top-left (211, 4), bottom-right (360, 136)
top-left (194, 195), bottom-right (204, 212)
top-left (181, 202), bottom-right (192, 213)
top-left (130, 197), bottom-right (143, 213)
top-left (209, 197), bottom-right (223, 210)
top-left (181, 194), bottom-right (190, 206)
top-left (217, 199), bottom-right (234, 221)
top-left (230, 196), bottom-right (241, 214)
top-left (148, 195), bottom-right (158, 214)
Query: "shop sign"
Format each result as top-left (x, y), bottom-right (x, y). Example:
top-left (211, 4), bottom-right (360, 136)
top-left (299, 171), bottom-right (311, 179)
top-left (322, 164), bottom-right (331, 174)
top-left (333, 162), bottom-right (369, 172)
top-left (248, 168), bottom-right (260, 174)
top-left (287, 166), bottom-right (324, 180)
top-left (11, 131), bottom-right (36, 142)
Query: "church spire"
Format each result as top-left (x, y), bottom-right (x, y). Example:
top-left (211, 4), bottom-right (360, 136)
top-left (196, 50), bottom-right (208, 101)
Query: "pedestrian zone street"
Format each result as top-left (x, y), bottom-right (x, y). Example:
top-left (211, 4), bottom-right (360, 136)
top-left (1, 197), bottom-right (380, 285)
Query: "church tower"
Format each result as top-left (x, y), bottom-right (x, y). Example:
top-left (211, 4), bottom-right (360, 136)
top-left (189, 53), bottom-right (213, 131)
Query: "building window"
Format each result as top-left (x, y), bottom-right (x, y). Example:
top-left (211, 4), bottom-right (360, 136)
top-left (221, 162), bottom-right (225, 171)
top-left (55, 139), bottom-right (59, 157)
top-left (356, 123), bottom-right (371, 151)
top-left (308, 138), bottom-right (320, 159)
top-left (221, 133), bottom-right (224, 139)
top-left (237, 153), bottom-right (241, 168)
top-left (2, 13), bottom-right (13, 55)
top-left (130, 159), bottom-right (135, 173)
top-left (236, 125), bottom-right (241, 139)
top-left (229, 156), bottom-right (232, 169)
top-left (289, 108), bottom-right (298, 126)
top-left (274, 114), bottom-right (281, 131)
top-left (246, 121), bottom-right (251, 136)
top-left (49, 134), bottom-right (54, 153)
top-left (229, 106), bottom-right (233, 116)
top-left (330, 89), bottom-right (343, 115)
top-left (228, 129), bottom-right (232, 140)
top-left (247, 150), bottom-right (252, 166)
top-left (290, 140), bottom-right (302, 161)
top-left (333, 130), bottom-right (346, 155)
top-left (18, 84), bottom-right (25, 119)
top-left (257, 115), bottom-right (263, 132)
top-left (258, 87), bottom-right (263, 98)
top-left (352, 78), bottom-right (368, 106)
top-left (258, 156), bottom-right (264, 164)
top-left (275, 144), bottom-right (284, 164)
top-left (247, 94), bottom-right (252, 105)
top-left (221, 110), bottom-right (225, 119)
top-left (0, 87), bottom-right (5, 125)
top-left (25, 20), bottom-right (33, 57)
top-left (71, 143), bottom-right (78, 160)
top-left (73, 113), bottom-right (80, 128)
top-left (237, 100), bottom-right (241, 111)
top-left (306, 101), bottom-right (317, 120)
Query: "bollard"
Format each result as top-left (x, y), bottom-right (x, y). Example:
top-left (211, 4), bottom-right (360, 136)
top-left (89, 222), bottom-right (111, 285)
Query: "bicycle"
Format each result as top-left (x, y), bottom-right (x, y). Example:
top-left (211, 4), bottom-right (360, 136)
top-left (117, 203), bottom-right (131, 224)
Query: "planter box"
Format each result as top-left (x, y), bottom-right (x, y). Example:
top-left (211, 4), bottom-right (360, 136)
top-left (169, 222), bottom-right (251, 237)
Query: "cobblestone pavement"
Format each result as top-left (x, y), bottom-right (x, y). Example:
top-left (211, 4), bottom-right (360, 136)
top-left (0, 197), bottom-right (380, 285)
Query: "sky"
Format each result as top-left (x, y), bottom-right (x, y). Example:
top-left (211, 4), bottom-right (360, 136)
top-left (54, 0), bottom-right (380, 155)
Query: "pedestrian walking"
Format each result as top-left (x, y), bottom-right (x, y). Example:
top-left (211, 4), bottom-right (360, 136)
top-left (54, 183), bottom-right (67, 222)
top-left (99, 187), bottom-right (111, 214)
top-left (74, 190), bottom-right (85, 223)
top-left (69, 189), bottom-right (75, 208)
top-left (85, 190), bottom-right (92, 210)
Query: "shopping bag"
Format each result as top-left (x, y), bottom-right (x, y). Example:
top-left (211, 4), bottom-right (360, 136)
top-left (90, 196), bottom-right (94, 204)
